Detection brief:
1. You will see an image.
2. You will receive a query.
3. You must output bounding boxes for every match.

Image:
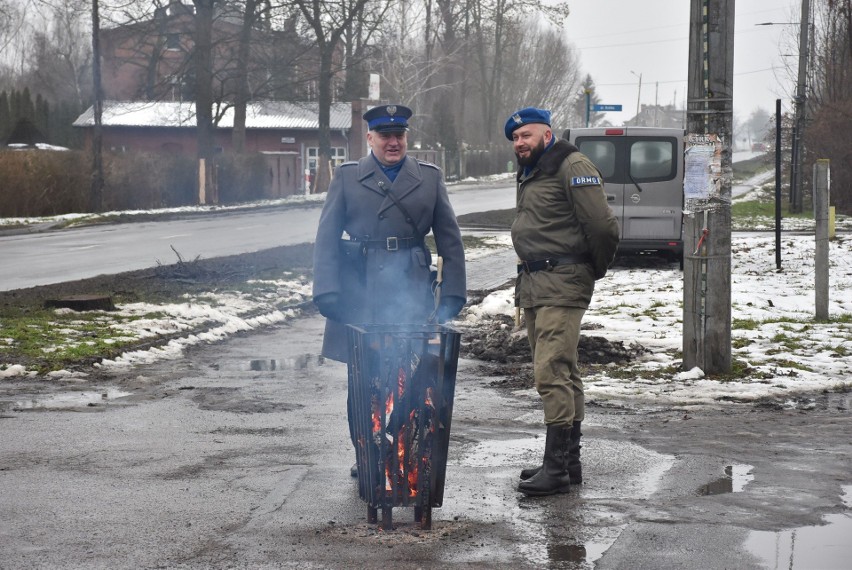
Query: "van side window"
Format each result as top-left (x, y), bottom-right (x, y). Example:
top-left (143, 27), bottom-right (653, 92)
top-left (630, 140), bottom-right (675, 181)
top-left (577, 140), bottom-right (616, 178)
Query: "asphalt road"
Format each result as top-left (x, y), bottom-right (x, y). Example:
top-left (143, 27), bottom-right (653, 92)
top-left (1, 293), bottom-right (849, 569)
top-left (0, 181), bottom-right (516, 292)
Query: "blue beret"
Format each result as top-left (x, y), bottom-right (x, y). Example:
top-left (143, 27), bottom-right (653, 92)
top-left (363, 104), bottom-right (412, 133)
top-left (504, 107), bottom-right (552, 140)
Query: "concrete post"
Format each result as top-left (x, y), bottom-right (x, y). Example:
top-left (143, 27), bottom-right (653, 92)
top-left (814, 159), bottom-right (830, 320)
top-left (198, 158), bottom-right (206, 205)
top-left (683, 0), bottom-right (735, 374)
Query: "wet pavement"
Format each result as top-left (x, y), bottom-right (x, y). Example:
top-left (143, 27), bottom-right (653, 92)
top-left (1, 243), bottom-right (850, 568)
top-left (1, 309), bottom-right (850, 569)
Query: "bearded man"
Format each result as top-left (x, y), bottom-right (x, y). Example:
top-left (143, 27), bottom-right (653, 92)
top-left (505, 107), bottom-right (619, 496)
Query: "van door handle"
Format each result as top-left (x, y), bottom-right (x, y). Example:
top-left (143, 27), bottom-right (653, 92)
top-left (606, 195), bottom-right (615, 202)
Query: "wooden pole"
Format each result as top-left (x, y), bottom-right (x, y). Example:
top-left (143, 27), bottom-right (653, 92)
top-left (683, 0), bottom-right (734, 374)
top-left (814, 159), bottom-right (830, 320)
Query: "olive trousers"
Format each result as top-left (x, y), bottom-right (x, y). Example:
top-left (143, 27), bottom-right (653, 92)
top-left (524, 305), bottom-right (585, 426)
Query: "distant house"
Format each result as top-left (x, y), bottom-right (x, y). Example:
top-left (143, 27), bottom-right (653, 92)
top-left (73, 100), bottom-right (375, 196)
top-left (627, 104), bottom-right (686, 129)
top-left (99, 0), bottom-right (313, 102)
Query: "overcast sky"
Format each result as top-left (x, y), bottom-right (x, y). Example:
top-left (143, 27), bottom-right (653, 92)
top-left (564, 0), bottom-right (804, 126)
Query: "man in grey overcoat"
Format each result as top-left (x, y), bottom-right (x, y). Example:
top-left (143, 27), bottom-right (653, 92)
top-left (312, 104), bottom-right (466, 474)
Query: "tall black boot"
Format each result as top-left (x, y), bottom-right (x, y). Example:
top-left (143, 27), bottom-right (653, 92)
top-left (566, 420), bottom-right (582, 484)
top-left (520, 420), bottom-right (582, 483)
top-left (517, 424), bottom-right (572, 496)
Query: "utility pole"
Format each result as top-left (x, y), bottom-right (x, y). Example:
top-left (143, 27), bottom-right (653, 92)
top-left (790, 0), bottom-right (811, 213)
top-left (683, 0), bottom-right (734, 374)
top-left (631, 71), bottom-right (642, 126)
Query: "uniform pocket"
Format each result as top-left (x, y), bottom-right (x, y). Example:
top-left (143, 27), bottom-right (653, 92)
top-left (411, 246), bottom-right (431, 268)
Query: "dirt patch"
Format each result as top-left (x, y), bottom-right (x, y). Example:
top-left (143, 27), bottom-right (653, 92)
top-left (457, 312), bottom-right (649, 391)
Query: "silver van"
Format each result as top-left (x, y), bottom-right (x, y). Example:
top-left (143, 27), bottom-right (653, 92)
top-left (562, 127), bottom-right (684, 265)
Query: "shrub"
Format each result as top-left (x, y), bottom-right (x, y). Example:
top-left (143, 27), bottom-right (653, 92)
top-left (1, 150), bottom-right (275, 216)
top-left (0, 150), bottom-right (89, 217)
top-left (102, 152), bottom-right (196, 210)
top-left (215, 152), bottom-right (270, 204)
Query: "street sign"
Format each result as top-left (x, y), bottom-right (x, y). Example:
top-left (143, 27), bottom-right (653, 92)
top-left (593, 104), bottom-right (623, 112)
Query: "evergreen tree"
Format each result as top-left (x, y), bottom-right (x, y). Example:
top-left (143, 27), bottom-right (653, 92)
top-left (0, 92), bottom-right (10, 142)
top-left (35, 94), bottom-right (50, 138)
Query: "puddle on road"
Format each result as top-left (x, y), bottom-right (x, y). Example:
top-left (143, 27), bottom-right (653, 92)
top-left (452, 436), bottom-right (672, 568)
top-left (698, 464), bottom-right (754, 495)
top-left (248, 354), bottom-right (325, 371)
top-left (746, 486), bottom-right (852, 569)
top-left (13, 387), bottom-right (132, 410)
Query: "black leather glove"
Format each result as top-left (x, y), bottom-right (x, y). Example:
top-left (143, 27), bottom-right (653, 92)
top-left (436, 295), bottom-right (466, 323)
top-left (314, 293), bottom-right (342, 321)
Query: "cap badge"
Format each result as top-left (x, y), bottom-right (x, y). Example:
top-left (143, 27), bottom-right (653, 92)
top-left (386, 105), bottom-right (397, 116)
top-left (512, 113), bottom-right (523, 124)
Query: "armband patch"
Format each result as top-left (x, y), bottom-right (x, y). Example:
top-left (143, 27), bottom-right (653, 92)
top-left (571, 176), bottom-right (601, 187)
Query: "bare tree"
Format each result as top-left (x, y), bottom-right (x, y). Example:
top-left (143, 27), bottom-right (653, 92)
top-left (292, 0), bottom-right (373, 194)
top-left (501, 21), bottom-right (580, 124)
top-left (466, 0), bottom-right (570, 143)
top-left (28, 0), bottom-right (93, 107)
top-left (806, 0), bottom-right (852, 213)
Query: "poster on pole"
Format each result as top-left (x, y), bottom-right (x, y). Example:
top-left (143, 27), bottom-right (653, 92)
top-left (683, 133), bottom-right (726, 214)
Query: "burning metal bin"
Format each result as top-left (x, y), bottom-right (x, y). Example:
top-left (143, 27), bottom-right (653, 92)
top-left (346, 323), bottom-right (461, 531)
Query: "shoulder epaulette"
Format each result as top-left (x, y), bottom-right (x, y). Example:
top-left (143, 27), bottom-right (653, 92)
top-left (340, 161), bottom-right (358, 167)
top-left (417, 160), bottom-right (440, 170)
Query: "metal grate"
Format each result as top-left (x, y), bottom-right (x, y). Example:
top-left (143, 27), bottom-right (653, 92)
top-left (346, 323), bottom-right (461, 530)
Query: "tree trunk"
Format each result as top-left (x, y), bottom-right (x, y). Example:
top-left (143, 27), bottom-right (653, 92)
top-left (233, 0), bottom-right (260, 153)
top-left (314, 50), bottom-right (334, 194)
top-left (193, 0), bottom-right (216, 204)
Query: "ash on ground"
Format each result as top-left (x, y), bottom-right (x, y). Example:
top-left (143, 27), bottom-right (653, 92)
top-left (457, 312), bottom-right (648, 391)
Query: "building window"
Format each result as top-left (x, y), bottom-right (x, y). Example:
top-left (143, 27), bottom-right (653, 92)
top-left (307, 147), bottom-right (347, 173)
top-left (166, 33), bottom-right (180, 50)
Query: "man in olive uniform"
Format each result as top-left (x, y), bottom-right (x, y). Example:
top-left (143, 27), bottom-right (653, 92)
top-left (312, 104), bottom-right (466, 475)
top-left (505, 107), bottom-right (619, 496)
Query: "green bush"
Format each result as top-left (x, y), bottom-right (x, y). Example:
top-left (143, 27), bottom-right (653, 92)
top-left (216, 152), bottom-right (270, 203)
top-left (0, 150), bottom-right (274, 217)
top-left (102, 152), bottom-right (196, 210)
top-left (0, 150), bottom-right (89, 217)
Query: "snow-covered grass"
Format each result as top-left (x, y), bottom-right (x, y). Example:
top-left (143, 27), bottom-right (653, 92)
top-left (1, 177), bottom-right (851, 409)
top-left (465, 231), bottom-right (852, 407)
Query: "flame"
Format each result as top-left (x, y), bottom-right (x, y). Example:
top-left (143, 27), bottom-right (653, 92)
top-left (371, 395), bottom-right (381, 434)
top-left (372, 363), bottom-right (441, 500)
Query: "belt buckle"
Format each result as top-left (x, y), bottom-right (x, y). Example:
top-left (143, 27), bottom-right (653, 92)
top-left (386, 237), bottom-right (399, 251)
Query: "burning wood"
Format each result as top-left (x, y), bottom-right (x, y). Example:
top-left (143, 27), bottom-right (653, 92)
top-left (347, 324), bottom-right (461, 530)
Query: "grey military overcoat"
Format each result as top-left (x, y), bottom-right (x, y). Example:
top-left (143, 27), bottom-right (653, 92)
top-left (313, 154), bottom-right (466, 361)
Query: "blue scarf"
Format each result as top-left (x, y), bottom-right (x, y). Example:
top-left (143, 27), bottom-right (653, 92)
top-left (372, 154), bottom-right (406, 182)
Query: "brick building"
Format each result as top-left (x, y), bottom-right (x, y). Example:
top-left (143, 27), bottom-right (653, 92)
top-left (73, 100), bottom-right (385, 196)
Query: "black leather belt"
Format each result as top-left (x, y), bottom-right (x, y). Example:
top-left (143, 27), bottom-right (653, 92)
top-left (517, 254), bottom-right (592, 274)
top-left (356, 237), bottom-right (420, 251)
